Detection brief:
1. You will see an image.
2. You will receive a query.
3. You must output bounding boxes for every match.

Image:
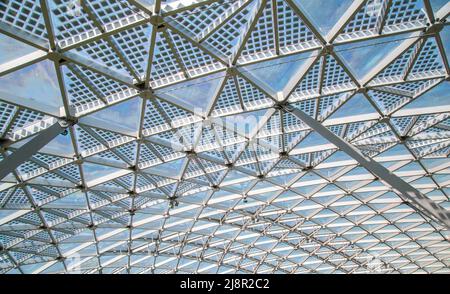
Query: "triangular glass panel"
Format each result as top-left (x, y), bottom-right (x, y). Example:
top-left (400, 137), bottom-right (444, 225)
top-left (235, 75), bottom-right (274, 110)
top-left (156, 72), bottom-right (225, 114)
top-left (294, 0), bottom-right (353, 36)
top-left (337, 0), bottom-right (389, 41)
top-left (150, 31), bottom-right (186, 87)
top-left (144, 157), bottom-right (187, 178)
top-left (327, 93), bottom-right (378, 120)
top-left (203, 0), bottom-right (258, 59)
top-left (111, 24), bottom-right (153, 77)
top-left (409, 37), bottom-right (445, 77)
top-left (68, 38), bottom-right (133, 77)
top-left (240, 0), bottom-right (276, 61)
top-left (0, 60), bottom-right (62, 109)
top-left (241, 51), bottom-right (316, 92)
top-left (289, 56), bottom-right (322, 101)
top-left (84, 97), bottom-right (142, 135)
top-left (336, 34), bottom-right (410, 79)
top-left (0, 34), bottom-right (40, 64)
top-left (382, 0), bottom-right (427, 33)
top-left (167, 29), bottom-right (226, 77)
top-left (82, 162), bottom-right (125, 182)
top-left (322, 55), bottom-right (355, 91)
top-left (210, 76), bottom-right (243, 117)
top-left (402, 82), bottom-right (450, 109)
top-left (0, 0), bottom-right (48, 39)
top-left (276, 0), bottom-right (321, 53)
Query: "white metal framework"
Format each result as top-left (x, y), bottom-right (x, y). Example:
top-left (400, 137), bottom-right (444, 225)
top-left (0, 0), bottom-right (449, 274)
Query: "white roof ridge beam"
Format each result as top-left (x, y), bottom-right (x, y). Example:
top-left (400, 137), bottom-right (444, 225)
top-left (39, 0), bottom-right (56, 50)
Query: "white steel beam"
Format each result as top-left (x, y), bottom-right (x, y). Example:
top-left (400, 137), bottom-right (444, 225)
top-left (62, 51), bottom-right (136, 87)
top-left (58, 14), bottom-right (149, 52)
top-left (0, 50), bottom-right (48, 77)
top-left (128, 0), bottom-right (156, 15)
top-left (161, 0), bottom-right (219, 16)
top-left (39, 0), bottom-right (56, 50)
top-left (326, 0), bottom-right (366, 43)
top-left (284, 0), bottom-right (326, 44)
top-left (283, 103), bottom-right (450, 228)
top-left (0, 91), bottom-right (63, 117)
top-left (0, 22), bottom-right (49, 51)
top-left (360, 31), bottom-right (422, 85)
top-left (0, 121), bottom-right (71, 181)
top-left (423, 0), bottom-right (436, 24)
top-left (435, 2), bottom-right (450, 20)
top-left (231, 0), bottom-right (268, 64)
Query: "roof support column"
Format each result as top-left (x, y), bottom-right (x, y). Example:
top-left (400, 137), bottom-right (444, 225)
top-left (281, 103), bottom-right (450, 229)
top-left (0, 121), bottom-right (72, 181)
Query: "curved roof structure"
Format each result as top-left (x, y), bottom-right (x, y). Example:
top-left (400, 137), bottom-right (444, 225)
top-left (0, 0), bottom-right (450, 274)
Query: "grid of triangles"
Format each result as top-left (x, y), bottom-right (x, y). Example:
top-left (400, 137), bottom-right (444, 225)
top-left (0, 0), bottom-right (449, 274)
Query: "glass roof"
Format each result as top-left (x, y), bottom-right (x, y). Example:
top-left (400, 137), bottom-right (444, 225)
top-left (0, 0), bottom-right (449, 274)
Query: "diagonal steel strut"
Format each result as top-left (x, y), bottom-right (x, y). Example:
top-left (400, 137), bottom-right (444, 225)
top-left (0, 121), bottom-right (72, 181)
top-left (282, 103), bottom-right (450, 229)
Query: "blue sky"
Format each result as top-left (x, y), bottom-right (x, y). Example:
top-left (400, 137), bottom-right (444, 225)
top-left (242, 51), bottom-right (316, 92)
top-left (0, 35), bottom-right (36, 64)
top-left (0, 58), bottom-right (62, 108)
top-left (89, 97), bottom-right (142, 131)
top-left (336, 33), bottom-right (416, 79)
top-left (294, 0), bottom-right (353, 35)
top-left (404, 82), bottom-right (450, 108)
